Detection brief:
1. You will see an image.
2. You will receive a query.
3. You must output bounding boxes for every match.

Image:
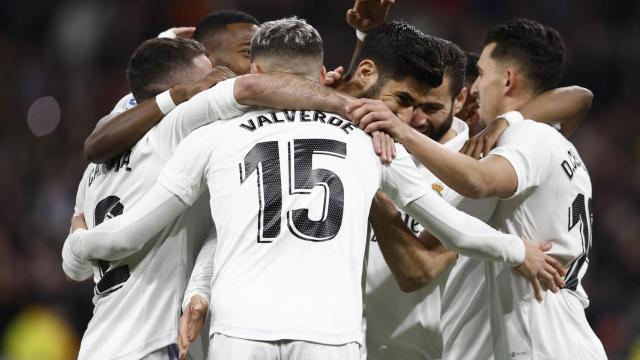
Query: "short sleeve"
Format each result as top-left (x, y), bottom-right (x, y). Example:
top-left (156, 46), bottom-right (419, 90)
top-left (488, 121), bottom-right (553, 198)
top-left (149, 78), bottom-right (250, 158)
top-left (381, 144), bottom-right (430, 207)
top-left (110, 93), bottom-right (137, 114)
top-left (156, 126), bottom-right (216, 205)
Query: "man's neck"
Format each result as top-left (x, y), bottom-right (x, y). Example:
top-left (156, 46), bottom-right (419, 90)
top-left (499, 93), bottom-right (535, 118)
top-left (439, 128), bottom-right (455, 144)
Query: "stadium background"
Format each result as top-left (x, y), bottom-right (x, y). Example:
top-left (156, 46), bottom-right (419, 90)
top-left (0, 0), bottom-right (638, 358)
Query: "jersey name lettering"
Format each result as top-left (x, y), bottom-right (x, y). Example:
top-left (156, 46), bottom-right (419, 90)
top-left (239, 110), bottom-right (356, 135)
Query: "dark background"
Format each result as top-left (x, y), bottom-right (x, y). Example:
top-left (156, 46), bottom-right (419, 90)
top-left (0, 0), bottom-right (638, 358)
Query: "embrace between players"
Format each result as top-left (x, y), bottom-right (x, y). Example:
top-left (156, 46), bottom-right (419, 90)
top-left (61, 1), bottom-right (607, 359)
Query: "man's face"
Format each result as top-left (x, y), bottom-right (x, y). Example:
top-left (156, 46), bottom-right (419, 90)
top-left (363, 76), bottom-right (432, 124)
top-left (410, 74), bottom-right (455, 141)
top-left (205, 23), bottom-right (258, 75)
top-left (471, 42), bottom-right (506, 125)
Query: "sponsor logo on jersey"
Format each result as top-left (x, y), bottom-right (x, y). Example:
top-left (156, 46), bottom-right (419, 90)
top-left (431, 182), bottom-right (445, 196)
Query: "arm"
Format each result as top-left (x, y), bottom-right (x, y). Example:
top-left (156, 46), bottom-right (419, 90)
top-left (84, 67), bottom-right (236, 163)
top-left (233, 72), bottom-right (354, 116)
top-left (182, 230), bottom-right (216, 311)
top-left (518, 86), bottom-right (592, 137)
top-left (350, 99), bottom-right (519, 198)
top-left (461, 86), bottom-right (593, 158)
top-left (62, 168), bottom-right (93, 281)
top-left (63, 184), bottom-right (189, 263)
top-left (370, 192), bottom-right (457, 292)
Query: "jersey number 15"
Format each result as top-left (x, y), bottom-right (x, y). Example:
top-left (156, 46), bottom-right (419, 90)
top-left (240, 139), bottom-right (347, 243)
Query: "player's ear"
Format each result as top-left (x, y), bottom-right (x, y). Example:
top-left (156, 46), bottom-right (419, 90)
top-left (355, 59), bottom-right (379, 92)
top-left (320, 65), bottom-right (327, 83)
top-left (250, 62), bottom-right (262, 75)
top-left (453, 87), bottom-right (467, 115)
top-left (503, 68), bottom-right (516, 95)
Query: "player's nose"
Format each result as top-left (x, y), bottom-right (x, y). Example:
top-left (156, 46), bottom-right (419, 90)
top-left (411, 108), bottom-right (428, 127)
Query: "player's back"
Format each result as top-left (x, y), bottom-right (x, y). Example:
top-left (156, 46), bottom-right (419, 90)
top-left (485, 120), bottom-right (605, 359)
top-left (76, 116), bottom-right (211, 360)
top-left (200, 109), bottom-right (383, 345)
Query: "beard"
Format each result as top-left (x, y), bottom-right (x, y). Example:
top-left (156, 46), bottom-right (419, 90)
top-left (430, 107), bottom-right (454, 142)
top-left (361, 78), bottom-right (385, 99)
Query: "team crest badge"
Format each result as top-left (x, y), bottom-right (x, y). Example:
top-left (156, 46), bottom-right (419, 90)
top-left (431, 182), bottom-right (445, 196)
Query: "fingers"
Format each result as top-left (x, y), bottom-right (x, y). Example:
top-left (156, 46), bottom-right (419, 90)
top-left (544, 254), bottom-right (566, 278)
top-left (472, 137), bottom-right (485, 159)
top-left (544, 262), bottom-right (564, 291)
top-left (372, 131), bottom-right (383, 155)
top-left (537, 267), bottom-right (558, 294)
top-left (174, 27), bottom-right (196, 39)
top-left (345, 99), bottom-right (385, 125)
top-left (482, 136), bottom-right (493, 159)
top-left (531, 276), bottom-right (543, 302)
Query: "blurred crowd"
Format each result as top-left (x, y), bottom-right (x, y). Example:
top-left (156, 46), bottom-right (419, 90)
top-left (0, 0), bottom-right (638, 359)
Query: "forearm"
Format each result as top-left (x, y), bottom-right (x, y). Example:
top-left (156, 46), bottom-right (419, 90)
top-left (234, 73), bottom-right (354, 117)
top-left (85, 100), bottom-right (164, 163)
top-left (68, 184), bottom-right (188, 261)
top-left (400, 128), bottom-right (496, 198)
top-left (182, 231), bottom-right (216, 311)
top-left (518, 86), bottom-right (592, 137)
top-left (402, 191), bottom-right (525, 266)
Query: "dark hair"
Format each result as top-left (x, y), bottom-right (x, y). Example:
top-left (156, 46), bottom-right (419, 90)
top-left (250, 17), bottom-right (323, 61)
top-left (464, 52), bottom-right (479, 85)
top-left (484, 18), bottom-right (565, 93)
top-left (193, 10), bottom-right (260, 44)
top-left (127, 38), bottom-right (206, 102)
top-left (352, 21), bottom-right (443, 88)
top-left (438, 39), bottom-right (467, 100)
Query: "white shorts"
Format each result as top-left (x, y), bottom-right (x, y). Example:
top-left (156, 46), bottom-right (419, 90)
top-left (492, 289), bottom-right (606, 360)
top-left (208, 333), bottom-right (360, 360)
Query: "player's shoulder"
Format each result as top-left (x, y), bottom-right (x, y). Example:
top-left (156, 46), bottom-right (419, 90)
top-left (498, 120), bottom-right (561, 147)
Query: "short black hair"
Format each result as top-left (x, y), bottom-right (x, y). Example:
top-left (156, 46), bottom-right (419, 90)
top-left (484, 18), bottom-right (565, 93)
top-left (127, 38), bottom-right (206, 102)
top-left (464, 52), bottom-right (479, 85)
top-left (353, 21), bottom-right (443, 88)
top-left (438, 39), bottom-right (467, 100)
top-left (193, 10), bottom-right (260, 44)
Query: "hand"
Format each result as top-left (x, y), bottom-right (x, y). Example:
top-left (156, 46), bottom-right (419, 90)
top-left (158, 27), bottom-right (196, 39)
top-left (460, 118), bottom-right (508, 159)
top-left (178, 295), bottom-right (209, 360)
top-left (346, 0), bottom-right (396, 32)
top-left (516, 240), bottom-right (566, 302)
top-left (171, 66), bottom-right (237, 104)
top-left (70, 213), bottom-right (87, 233)
top-left (371, 130), bottom-right (396, 164)
top-left (322, 66), bottom-right (345, 87)
top-left (346, 98), bottom-right (412, 141)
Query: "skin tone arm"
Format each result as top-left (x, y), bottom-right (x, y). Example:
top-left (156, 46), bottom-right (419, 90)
top-left (349, 98), bottom-right (520, 199)
top-left (461, 86), bottom-right (593, 159)
top-left (85, 67), bottom-right (236, 163)
top-left (370, 191), bottom-right (457, 292)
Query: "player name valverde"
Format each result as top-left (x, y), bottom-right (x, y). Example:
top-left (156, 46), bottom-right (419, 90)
top-left (239, 110), bottom-right (356, 135)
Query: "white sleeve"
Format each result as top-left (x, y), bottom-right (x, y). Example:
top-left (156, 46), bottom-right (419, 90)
top-left (182, 228), bottom-right (216, 311)
top-left (62, 167), bottom-right (94, 281)
top-left (151, 78), bottom-right (249, 157)
top-left (380, 144), bottom-right (430, 207)
top-left (156, 126), bottom-right (214, 205)
top-left (63, 183), bottom-right (189, 262)
top-left (401, 191), bottom-right (525, 266)
top-left (110, 93), bottom-right (137, 114)
top-left (488, 121), bottom-right (553, 198)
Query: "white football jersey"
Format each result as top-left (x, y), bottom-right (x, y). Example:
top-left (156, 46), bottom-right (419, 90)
top-left (73, 80), bottom-right (245, 360)
top-left (364, 117), bottom-right (469, 360)
top-left (479, 121), bottom-right (602, 359)
top-left (157, 109), bottom-right (429, 346)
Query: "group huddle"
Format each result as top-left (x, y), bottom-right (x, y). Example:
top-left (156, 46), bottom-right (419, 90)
top-left (61, 1), bottom-right (607, 359)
